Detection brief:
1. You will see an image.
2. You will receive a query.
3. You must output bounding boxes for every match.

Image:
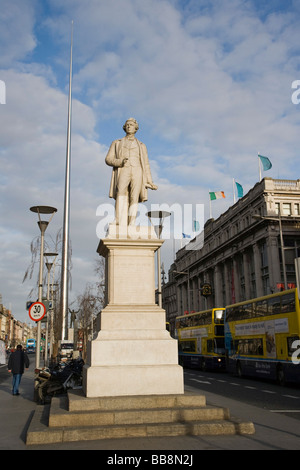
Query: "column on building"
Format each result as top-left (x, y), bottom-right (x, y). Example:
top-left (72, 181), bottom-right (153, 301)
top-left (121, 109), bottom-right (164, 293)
top-left (223, 261), bottom-right (232, 306)
top-left (213, 264), bottom-right (222, 307)
top-left (219, 264), bottom-right (226, 307)
top-left (176, 283), bottom-right (182, 317)
top-left (252, 242), bottom-right (264, 298)
top-left (232, 256), bottom-right (241, 304)
top-left (190, 276), bottom-right (199, 312)
top-left (197, 276), bottom-right (206, 312)
top-left (206, 268), bottom-right (214, 309)
top-left (242, 250), bottom-right (251, 301)
top-left (267, 235), bottom-right (281, 292)
top-left (180, 280), bottom-right (188, 314)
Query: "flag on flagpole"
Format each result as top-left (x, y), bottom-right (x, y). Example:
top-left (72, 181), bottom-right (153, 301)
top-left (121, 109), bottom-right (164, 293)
top-left (235, 182), bottom-right (243, 198)
top-left (258, 154), bottom-right (272, 171)
top-left (209, 191), bottom-right (225, 200)
top-left (193, 220), bottom-right (200, 231)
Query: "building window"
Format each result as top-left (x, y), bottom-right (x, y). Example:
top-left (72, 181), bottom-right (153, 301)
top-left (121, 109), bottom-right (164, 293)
top-left (260, 242), bottom-right (269, 296)
top-left (238, 255), bottom-right (245, 301)
top-left (282, 203), bottom-right (291, 216)
top-left (260, 242), bottom-right (268, 268)
top-left (275, 202), bottom-right (280, 215)
top-left (294, 203), bottom-right (300, 215)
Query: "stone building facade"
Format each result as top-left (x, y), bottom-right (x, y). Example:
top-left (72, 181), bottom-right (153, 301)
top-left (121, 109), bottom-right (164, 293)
top-left (0, 302), bottom-right (35, 348)
top-left (162, 178), bottom-right (300, 335)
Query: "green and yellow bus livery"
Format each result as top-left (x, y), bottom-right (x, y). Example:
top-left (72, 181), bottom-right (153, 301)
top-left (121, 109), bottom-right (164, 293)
top-left (225, 289), bottom-right (300, 385)
top-left (176, 308), bottom-right (226, 371)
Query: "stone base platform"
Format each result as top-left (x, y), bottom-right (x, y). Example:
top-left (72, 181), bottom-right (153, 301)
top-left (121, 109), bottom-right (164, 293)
top-left (26, 389), bottom-right (255, 445)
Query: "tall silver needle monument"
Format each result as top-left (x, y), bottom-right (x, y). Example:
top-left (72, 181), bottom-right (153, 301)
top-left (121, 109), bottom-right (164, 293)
top-left (61, 21), bottom-right (73, 340)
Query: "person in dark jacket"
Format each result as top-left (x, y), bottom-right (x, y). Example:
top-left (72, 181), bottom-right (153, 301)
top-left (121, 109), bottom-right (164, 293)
top-left (8, 345), bottom-right (30, 395)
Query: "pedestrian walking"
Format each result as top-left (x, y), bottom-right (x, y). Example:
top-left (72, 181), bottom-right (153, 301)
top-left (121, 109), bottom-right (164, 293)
top-left (8, 345), bottom-right (30, 395)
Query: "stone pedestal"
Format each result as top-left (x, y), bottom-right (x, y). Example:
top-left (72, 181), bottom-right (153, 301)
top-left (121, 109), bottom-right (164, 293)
top-left (68, 328), bottom-right (74, 342)
top-left (83, 227), bottom-right (184, 398)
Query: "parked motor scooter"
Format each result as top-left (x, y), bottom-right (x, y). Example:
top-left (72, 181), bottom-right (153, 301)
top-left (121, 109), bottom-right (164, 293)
top-left (35, 358), bottom-right (84, 404)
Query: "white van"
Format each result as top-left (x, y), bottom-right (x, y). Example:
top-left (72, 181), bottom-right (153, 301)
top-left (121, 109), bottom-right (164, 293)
top-left (58, 340), bottom-right (74, 359)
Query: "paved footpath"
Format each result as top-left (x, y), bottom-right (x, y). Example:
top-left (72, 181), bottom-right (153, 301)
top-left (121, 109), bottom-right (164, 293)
top-left (1, 365), bottom-right (300, 451)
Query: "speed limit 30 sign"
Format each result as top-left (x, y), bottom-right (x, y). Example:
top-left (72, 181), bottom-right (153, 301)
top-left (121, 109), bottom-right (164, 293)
top-left (29, 302), bottom-right (46, 322)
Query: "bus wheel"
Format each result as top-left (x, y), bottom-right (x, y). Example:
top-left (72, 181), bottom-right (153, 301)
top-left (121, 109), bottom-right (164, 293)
top-left (276, 365), bottom-right (285, 386)
top-left (236, 361), bottom-right (242, 378)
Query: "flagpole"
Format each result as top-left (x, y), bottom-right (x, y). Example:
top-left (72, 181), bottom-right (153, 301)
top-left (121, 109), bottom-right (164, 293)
top-left (61, 20), bottom-right (73, 341)
top-left (209, 190), bottom-right (212, 219)
top-left (258, 152), bottom-right (262, 182)
top-left (233, 178), bottom-right (236, 204)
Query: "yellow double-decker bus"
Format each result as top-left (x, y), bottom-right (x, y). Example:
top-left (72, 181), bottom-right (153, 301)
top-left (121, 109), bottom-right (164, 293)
top-left (176, 308), bottom-right (226, 371)
top-left (225, 289), bottom-right (300, 384)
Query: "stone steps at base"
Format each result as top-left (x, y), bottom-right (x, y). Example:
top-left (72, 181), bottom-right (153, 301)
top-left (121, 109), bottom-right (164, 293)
top-left (26, 392), bottom-right (255, 446)
top-left (26, 403), bottom-right (254, 445)
top-left (49, 395), bottom-right (230, 428)
top-left (67, 389), bottom-right (207, 411)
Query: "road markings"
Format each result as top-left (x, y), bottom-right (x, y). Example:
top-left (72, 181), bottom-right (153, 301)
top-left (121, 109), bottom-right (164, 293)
top-left (190, 378), bottom-right (211, 385)
top-left (270, 410), bottom-right (300, 413)
top-left (185, 372), bottom-right (300, 400)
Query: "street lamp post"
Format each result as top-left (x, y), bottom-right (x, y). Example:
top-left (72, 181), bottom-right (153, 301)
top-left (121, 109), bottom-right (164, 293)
top-left (146, 211), bottom-right (171, 308)
top-left (44, 252), bottom-right (58, 365)
top-left (252, 212), bottom-right (288, 290)
top-left (30, 206), bottom-right (57, 369)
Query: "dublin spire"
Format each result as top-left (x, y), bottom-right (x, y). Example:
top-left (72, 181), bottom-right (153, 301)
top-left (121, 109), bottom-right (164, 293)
top-left (61, 21), bottom-right (73, 340)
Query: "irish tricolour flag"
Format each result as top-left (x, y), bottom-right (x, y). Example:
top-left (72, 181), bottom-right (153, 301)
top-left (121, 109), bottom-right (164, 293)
top-left (209, 191), bottom-right (226, 200)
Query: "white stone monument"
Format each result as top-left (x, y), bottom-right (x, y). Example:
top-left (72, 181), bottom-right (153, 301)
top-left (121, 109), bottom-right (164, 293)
top-left (83, 119), bottom-right (184, 397)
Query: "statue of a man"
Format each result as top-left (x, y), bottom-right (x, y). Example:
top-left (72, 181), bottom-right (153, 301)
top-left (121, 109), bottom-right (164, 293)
top-left (69, 308), bottom-right (78, 329)
top-left (105, 118), bottom-right (157, 226)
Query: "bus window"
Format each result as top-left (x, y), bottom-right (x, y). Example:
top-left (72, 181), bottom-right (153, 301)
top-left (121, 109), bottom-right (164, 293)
top-left (180, 340), bottom-right (196, 353)
top-left (268, 296), bottom-right (281, 315)
top-left (214, 338), bottom-right (225, 355)
top-left (226, 306), bottom-right (238, 322)
top-left (256, 300), bottom-right (268, 317)
top-left (214, 309), bottom-right (224, 324)
top-left (207, 339), bottom-right (214, 353)
top-left (243, 303), bottom-right (253, 319)
top-left (214, 325), bottom-right (224, 336)
top-left (238, 338), bottom-right (263, 356)
top-left (281, 293), bottom-right (296, 314)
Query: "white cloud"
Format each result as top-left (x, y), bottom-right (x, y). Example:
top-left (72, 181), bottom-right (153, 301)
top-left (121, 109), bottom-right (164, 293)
top-left (0, 0), bottom-right (37, 66)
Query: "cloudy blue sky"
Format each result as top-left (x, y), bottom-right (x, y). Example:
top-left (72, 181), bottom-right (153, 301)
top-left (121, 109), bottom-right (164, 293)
top-left (1, 0), bottom-right (300, 324)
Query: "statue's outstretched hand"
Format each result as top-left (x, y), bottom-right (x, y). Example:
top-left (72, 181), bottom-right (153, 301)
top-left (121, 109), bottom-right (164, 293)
top-left (145, 183), bottom-right (158, 190)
